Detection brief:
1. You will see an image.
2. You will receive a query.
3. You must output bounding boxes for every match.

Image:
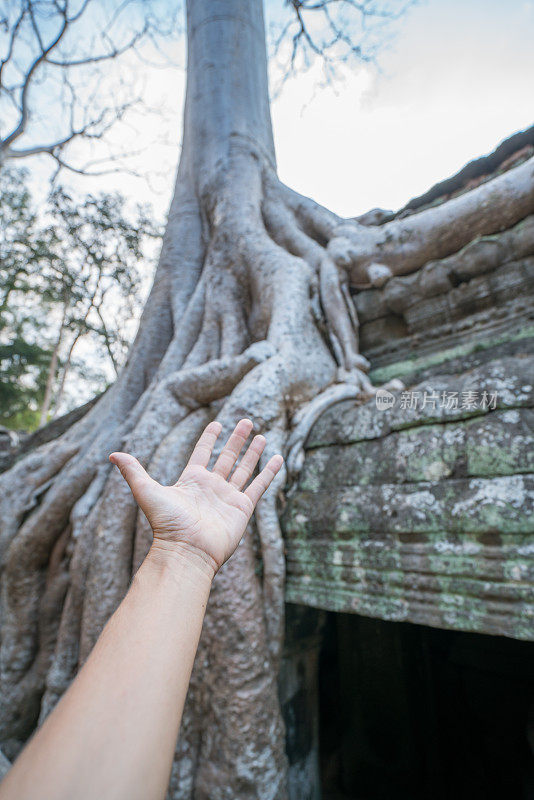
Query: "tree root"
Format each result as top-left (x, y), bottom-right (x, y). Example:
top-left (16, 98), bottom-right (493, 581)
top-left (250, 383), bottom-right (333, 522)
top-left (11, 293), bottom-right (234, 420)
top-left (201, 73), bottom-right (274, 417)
top-left (1, 141), bottom-right (525, 797)
top-left (254, 425), bottom-right (287, 666)
top-left (275, 156), bottom-right (534, 290)
top-left (285, 377), bottom-right (404, 483)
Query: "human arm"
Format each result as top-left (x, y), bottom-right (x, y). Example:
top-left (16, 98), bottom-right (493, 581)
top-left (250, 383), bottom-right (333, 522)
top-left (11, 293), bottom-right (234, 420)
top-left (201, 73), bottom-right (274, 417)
top-left (0, 419), bottom-right (283, 800)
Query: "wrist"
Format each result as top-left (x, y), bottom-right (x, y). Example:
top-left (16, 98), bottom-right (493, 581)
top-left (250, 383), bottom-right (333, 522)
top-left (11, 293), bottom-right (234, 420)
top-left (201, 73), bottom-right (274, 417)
top-left (145, 539), bottom-right (217, 584)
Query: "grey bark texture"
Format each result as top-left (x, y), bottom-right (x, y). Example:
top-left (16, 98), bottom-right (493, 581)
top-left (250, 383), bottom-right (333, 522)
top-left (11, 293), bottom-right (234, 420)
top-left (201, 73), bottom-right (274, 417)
top-left (0, 1), bottom-right (533, 797)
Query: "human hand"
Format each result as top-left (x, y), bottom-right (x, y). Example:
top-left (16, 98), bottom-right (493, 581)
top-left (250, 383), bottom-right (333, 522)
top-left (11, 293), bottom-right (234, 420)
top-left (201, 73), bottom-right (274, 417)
top-left (109, 419), bottom-right (283, 580)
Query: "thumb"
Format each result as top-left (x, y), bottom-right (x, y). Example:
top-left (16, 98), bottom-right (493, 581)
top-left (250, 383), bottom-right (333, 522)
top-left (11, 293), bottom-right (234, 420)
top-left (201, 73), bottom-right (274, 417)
top-left (109, 452), bottom-right (156, 506)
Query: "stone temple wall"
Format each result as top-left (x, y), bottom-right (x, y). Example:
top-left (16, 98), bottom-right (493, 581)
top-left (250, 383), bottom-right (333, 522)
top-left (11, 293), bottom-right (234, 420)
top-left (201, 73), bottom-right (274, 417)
top-left (282, 131), bottom-right (534, 643)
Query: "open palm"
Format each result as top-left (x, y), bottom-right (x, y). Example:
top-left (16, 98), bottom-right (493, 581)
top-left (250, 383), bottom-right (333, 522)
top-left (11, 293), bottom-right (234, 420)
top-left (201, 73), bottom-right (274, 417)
top-left (110, 420), bottom-right (283, 577)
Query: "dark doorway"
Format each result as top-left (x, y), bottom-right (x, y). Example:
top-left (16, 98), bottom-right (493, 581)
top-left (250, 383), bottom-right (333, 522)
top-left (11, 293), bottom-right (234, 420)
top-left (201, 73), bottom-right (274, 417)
top-left (319, 613), bottom-right (534, 800)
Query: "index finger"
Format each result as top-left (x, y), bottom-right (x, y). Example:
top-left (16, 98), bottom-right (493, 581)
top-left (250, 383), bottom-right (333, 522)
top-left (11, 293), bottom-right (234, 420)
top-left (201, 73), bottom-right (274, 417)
top-left (186, 420), bottom-right (223, 468)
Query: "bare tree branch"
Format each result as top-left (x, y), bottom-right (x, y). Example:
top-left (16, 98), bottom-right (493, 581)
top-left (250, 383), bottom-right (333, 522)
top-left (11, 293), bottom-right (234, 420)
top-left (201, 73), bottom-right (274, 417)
top-left (270, 0), bottom-right (415, 91)
top-left (0, 0), bottom-right (181, 176)
top-left (1, 2), bottom-right (70, 152)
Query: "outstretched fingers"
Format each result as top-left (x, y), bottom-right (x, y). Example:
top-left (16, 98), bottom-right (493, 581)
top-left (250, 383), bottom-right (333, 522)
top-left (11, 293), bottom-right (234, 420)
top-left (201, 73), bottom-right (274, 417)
top-left (244, 454), bottom-right (284, 507)
top-left (212, 418), bottom-right (253, 479)
top-left (184, 418), bottom-right (283, 504)
top-left (229, 434), bottom-right (266, 490)
top-left (186, 420), bottom-right (223, 468)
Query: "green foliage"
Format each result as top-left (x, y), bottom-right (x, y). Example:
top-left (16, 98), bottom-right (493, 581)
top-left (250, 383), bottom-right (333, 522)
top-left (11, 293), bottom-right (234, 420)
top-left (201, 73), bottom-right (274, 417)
top-left (0, 168), bottom-right (51, 428)
top-left (0, 167), bottom-right (162, 430)
top-left (0, 335), bottom-right (50, 428)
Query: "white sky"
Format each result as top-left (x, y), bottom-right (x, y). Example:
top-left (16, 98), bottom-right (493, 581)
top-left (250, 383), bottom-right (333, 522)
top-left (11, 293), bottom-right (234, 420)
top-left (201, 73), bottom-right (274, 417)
top-left (271, 0), bottom-right (534, 215)
top-left (48, 0), bottom-right (534, 222)
top-left (41, 0), bottom-right (534, 219)
top-left (16, 0), bottom-right (534, 412)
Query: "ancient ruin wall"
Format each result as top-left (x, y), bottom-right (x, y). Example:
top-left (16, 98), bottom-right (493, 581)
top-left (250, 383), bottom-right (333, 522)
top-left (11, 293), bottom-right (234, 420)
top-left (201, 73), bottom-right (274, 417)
top-left (283, 137), bottom-right (534, 642)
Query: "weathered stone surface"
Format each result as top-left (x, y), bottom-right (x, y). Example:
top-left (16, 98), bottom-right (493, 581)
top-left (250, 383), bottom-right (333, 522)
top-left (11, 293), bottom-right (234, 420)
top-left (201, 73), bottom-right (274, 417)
top-left (284, 534), bottom-right (534, 640)
top-left (286, 476), bottom-right (533, 537)
top-left (353, 213), bottom-right (534, 367)
top-left (283, 355), bottom-right (534, 641)
top-left (309, 355), bottom-right (534, 447)
top-left (355, 216), bottom-right (534, 324)
top-left (299, 412), bottom-right (533, 495)
top-left (400, 257), bottom-right (534, 334)
top-left (369, 322), bottom-right (534, 387)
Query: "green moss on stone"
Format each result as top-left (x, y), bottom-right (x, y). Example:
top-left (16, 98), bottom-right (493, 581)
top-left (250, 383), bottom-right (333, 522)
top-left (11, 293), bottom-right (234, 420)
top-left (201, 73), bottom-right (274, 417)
top-left (369, 326), bottom-right (534, 385)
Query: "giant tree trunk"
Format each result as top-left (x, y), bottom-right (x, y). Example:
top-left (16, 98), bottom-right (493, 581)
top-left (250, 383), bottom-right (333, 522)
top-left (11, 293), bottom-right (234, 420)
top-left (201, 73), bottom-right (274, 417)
top-left (0, 1), bottom-right (533, 797)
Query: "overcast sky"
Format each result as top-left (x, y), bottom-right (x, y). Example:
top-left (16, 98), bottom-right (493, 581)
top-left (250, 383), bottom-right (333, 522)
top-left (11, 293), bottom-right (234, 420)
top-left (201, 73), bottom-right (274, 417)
top-left (271, 0), bottom-right (534, 215)
top-left (54, 0), bottom-right (534, 220)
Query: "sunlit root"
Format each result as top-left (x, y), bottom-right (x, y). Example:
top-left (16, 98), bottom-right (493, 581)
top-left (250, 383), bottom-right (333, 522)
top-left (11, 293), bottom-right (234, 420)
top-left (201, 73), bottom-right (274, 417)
top-left (167, 341), bottom-right (276, 406)
top-left (286, 374), bottom-right (404, 481)
top-left (366, 262), bottom-right (393, 287)
top-left (262, 182), bottom-right (370, 382)
top-left (282, 155), bottom-right (534, 292)
top-left (286, 384), bottom-right (362, 478)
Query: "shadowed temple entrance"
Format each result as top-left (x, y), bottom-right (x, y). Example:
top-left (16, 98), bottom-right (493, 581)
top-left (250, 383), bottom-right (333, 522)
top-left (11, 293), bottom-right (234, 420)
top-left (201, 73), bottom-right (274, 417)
top-left (318, 613), bottom-right (534, 800)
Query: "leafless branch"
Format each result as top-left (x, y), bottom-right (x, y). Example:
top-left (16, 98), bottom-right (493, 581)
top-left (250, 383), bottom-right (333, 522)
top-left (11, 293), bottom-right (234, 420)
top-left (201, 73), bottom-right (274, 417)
top-left (271, 0), bottom-right (415, 92)
top-left (0, 0), bottom-right (181, 176)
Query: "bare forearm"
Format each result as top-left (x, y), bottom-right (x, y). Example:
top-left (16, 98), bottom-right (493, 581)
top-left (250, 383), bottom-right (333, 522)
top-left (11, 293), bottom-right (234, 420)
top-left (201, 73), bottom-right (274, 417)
top-left (0, 547), bottom-right (212, 800)
top-left (0, 418), bottom-right (283, 800)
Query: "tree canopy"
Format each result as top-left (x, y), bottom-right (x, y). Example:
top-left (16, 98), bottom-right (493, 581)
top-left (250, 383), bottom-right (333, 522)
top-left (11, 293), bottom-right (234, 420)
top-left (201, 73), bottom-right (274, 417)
top-left (0, 166), bottom-right (161, 429)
